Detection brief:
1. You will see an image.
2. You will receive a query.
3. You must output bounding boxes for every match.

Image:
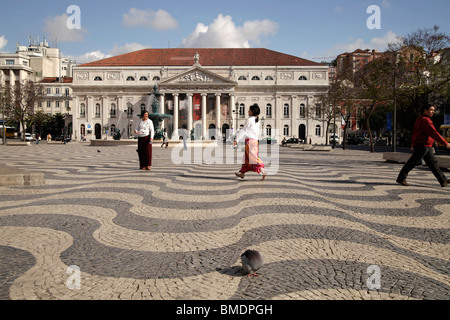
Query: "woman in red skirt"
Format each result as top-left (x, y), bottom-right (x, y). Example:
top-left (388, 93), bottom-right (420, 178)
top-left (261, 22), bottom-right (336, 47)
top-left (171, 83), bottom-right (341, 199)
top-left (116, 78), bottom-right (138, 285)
top-left (233, 104), bottom-right (266, 180)
top-left (134, 110), bottom-right (154, 170)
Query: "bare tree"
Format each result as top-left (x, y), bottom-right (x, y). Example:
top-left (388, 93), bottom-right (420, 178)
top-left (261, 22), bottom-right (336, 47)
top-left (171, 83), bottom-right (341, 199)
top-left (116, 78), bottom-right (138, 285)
top-left (388, 25), bottom-right (450, 119)
top-left (6, 81), bottom-right (44, 141)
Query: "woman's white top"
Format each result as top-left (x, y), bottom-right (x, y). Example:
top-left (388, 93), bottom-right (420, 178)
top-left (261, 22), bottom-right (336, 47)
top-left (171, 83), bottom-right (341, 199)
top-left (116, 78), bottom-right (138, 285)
top-left (136, 119), bottom-right (155, 139)
top-left (235, 116), bottom-right (260, 142)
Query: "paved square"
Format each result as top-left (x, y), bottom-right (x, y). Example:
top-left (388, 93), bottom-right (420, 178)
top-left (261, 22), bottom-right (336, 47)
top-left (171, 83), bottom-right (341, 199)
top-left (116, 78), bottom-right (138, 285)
top-left (0, 142), bottom-right (449, 300)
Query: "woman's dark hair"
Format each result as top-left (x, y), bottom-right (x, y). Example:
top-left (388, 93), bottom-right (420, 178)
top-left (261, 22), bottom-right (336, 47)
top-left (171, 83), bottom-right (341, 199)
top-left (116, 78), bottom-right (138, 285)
top-left (141, 110), bottom-right (149, 118)
top-left (421, 105), bottom-right (435, 113)
top-left (250, 104), bottom-right (260, 123)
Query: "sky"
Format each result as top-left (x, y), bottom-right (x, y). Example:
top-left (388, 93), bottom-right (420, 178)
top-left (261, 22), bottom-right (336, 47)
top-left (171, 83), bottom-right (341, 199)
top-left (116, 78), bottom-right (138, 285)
top-left (0, 0), bottom-right (449, 64)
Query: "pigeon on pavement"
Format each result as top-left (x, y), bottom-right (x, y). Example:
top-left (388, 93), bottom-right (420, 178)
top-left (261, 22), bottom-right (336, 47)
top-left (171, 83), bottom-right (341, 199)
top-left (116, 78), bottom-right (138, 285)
top-left (241, 250), bottom-right (263, 277)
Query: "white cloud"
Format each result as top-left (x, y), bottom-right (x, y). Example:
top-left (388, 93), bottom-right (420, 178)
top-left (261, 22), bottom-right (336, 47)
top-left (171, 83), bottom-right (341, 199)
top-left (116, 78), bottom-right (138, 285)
top-left (43, 14), bottom-right (87, 42)
top-left (381, 0), bottom-right (391, 8)
top-left (66, 42), bottom-right (151, 64)
top-left (66, 50), bottom-right (111, 64)
top-left (0, 35), bottom-right (8, 51)
top-left (180, 14), bottom-right (279, 48)
top-left (321, 30), bottom-right (398, 58)
top-left (123, 8), bottom-right (178, 30)
top-left (109, 42), bottom-right (149, 56)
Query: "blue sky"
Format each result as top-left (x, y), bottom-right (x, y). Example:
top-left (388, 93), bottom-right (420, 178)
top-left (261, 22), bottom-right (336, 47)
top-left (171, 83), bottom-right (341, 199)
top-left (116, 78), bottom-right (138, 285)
top-left (0, 0), bottom-right (449, 63)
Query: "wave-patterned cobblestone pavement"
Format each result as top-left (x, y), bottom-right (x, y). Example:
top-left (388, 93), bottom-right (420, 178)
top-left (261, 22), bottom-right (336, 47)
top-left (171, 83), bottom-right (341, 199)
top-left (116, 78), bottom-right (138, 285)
top-left (0, 143), bottom-right (449, 300)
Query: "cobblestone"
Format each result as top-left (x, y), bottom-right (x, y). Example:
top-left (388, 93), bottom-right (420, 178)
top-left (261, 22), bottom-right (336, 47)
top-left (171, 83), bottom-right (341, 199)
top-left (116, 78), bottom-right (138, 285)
top-left (0, 143), bottom-right (449, 300)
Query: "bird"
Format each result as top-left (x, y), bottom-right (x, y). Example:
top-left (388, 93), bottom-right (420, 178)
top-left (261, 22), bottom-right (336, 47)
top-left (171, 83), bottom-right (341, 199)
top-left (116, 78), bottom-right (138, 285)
top-left (97, 150), bottom-right (101, 153)
top-left (241, 250), bottom-right (263, 277)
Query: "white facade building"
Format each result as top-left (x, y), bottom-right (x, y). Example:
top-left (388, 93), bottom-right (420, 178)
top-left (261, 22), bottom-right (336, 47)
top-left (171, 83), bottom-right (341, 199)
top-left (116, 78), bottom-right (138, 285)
top-left (72, 48), bottom-right (330, 143)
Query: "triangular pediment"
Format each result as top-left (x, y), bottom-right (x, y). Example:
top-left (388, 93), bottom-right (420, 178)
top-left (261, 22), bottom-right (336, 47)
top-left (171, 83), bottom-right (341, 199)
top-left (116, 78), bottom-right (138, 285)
top-left (159, 66), bottom-right (237, 87)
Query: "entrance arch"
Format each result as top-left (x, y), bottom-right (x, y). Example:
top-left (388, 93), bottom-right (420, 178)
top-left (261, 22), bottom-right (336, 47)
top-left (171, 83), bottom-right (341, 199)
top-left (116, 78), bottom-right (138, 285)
top-left (299, 124), bottom-right (306, 142)
top-left (208, 124), bottom-right (216, 140)
top-left (222, 124), bottom-right (230, 141)
top-left (95, 123), bottom-right (102, 139)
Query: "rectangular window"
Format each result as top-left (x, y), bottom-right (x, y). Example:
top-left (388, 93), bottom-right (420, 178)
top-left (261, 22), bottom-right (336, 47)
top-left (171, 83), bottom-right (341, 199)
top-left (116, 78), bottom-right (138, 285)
top-left (5, 60), bottom-right (14, 65)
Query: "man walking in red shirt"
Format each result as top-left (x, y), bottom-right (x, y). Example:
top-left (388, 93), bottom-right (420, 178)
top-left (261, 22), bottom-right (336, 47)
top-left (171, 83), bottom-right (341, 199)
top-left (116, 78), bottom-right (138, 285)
top-left (397, 105), bottom-right (450, 187)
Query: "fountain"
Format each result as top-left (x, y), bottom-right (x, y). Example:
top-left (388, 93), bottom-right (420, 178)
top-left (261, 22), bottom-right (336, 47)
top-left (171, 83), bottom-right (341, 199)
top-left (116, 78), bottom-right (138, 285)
top-left (147, 84), bottom-right (173, 140)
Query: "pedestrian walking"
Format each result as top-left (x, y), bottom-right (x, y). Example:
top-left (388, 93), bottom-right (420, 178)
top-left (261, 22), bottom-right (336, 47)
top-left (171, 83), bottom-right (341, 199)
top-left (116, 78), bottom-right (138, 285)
top-left (134, 110), bottom-right (154, 171)
top-left (397, 105), bottom-right (450, 187)
top-left (161, 128), bottom-right (169, 148)
top-left (234, 104), bottom-right (266, 181)
top-left (36, 133), bottom-right (40, 145)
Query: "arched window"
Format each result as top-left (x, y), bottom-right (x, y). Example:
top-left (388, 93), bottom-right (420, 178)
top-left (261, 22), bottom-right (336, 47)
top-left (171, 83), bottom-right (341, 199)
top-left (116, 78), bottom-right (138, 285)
top-left (95, 104), bottom-right (101, 118)
top-left (152, 76), bottom-right (160, 81)
top-left (110, 103), bottom-right (116, 118)
top-left (94, 76), bottom-right (102, 81)
top-left (126, 76), bottom-right (135, 81)
top-left (266, 125), bottom-right (272, 137)
top-left (110, 124), bottom-right (116, 136)
top-left (139, 76), bottom-right (148, 81)
top-left (80, 103), bottom-right (86, 117)
top-left (299, 103), bottom-right (306, 118)
top-left (140, 104), bottom-right (146, 114)
top-left (80, 124), bottom-right (85, 136)
top-left (265, 76), bottom-right (274, 80)
top-left (127, 102), bottom-right (133, 118)
top-left (251, 76), bottom-right (260, 80)
top-left (315, 105), bottom-right (322, 118)
top-left (283, 104), bottom-right (290, 118)
top-left (266, 104), bottom-right (272, 118)
top-left (299, 76), bottom-right (307, 80)
top-left (284, 125), bottom-right (289, 136)
top-left (315, 125), bottom-right (321, 136)
top-left (238, 75), bottom-right (247, 80)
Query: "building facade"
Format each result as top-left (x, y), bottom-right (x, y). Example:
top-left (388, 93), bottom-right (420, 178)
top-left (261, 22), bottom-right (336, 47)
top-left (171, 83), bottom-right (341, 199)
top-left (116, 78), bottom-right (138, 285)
top-left (72, 48), bottom-right (330, 143)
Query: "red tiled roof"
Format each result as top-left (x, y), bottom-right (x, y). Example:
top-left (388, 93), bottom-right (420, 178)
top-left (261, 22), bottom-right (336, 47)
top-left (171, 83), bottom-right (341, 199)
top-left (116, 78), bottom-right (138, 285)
top-left (78, 48), bottom-right (322, 67)
top-left (40, 77), bottom-right (73, 83)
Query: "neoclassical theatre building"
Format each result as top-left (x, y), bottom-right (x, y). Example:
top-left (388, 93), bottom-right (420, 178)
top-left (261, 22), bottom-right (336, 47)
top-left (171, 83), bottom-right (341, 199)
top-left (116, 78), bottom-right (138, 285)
top-left (72, 48), bottom-right (330, 143)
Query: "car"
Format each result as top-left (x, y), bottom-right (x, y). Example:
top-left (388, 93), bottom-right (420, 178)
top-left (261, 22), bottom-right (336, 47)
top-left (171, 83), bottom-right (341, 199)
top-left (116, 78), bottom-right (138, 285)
top-left (285, 138), bottom-right (300, 144)
top-left (260, 137), bottom-right (278, 144)
top-left (25, 133), bottom-right (33, 141)
top-left (329, 134), bottom-right (339, 144)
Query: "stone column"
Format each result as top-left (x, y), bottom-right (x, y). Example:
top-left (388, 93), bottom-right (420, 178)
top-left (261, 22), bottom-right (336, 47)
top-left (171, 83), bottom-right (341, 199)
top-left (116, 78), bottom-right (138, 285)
top-left (187, 93), bottom-right (193, 133)
top-left (73, 96), bottom-right (79, 141)
top-left (102, 96), bottom-right (108, 139)
top-left (275, 95), bottom-right (282, 141)
top-left (229, 94), bottom-right (235, 136)
top-left (306, 95), bottom-right (313, 144)
top-left (173, 93), bottom-right (179, 140)
top-left (201, 93), bottom-right (207, 139)
top-left (9, 70), bottom-right (15, 89)
top-left (87, 96), bottom-right (93, 140)
top-left (291, 96), bottom-right (297, 139)
top-left (215, 93), bottom-right (221, 139)
top-left (159, 93), bottom-right (165, 130)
